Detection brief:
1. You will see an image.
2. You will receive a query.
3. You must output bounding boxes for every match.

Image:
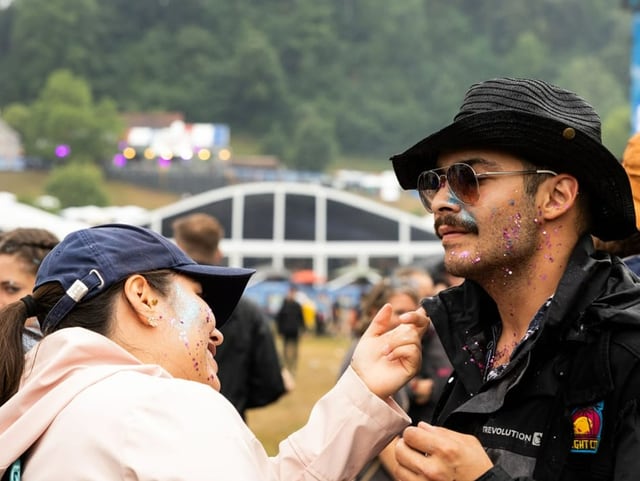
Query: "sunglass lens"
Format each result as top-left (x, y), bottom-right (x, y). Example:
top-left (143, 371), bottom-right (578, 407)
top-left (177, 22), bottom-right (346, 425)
top-left (417, 171), bottom-right (441, 211)
top-left (447, 164), bottom-right (479, 204)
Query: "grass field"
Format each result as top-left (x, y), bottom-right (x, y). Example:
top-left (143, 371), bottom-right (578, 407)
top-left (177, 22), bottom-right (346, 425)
top-left (245, 333), bottom-right (351, 455)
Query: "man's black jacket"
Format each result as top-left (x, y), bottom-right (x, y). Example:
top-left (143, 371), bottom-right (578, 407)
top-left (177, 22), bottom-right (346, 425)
top-left (423, 236), bottom-right (640, 481)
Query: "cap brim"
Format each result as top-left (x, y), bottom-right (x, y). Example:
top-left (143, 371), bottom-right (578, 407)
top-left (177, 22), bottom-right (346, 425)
top-left (390, 110), bottom-right (637, 241)
top-left (175, 264), bottom-right (254, 327)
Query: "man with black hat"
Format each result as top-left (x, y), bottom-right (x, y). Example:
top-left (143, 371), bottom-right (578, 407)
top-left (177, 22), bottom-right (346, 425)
top-left (390, 77), bottom-right (640, 481)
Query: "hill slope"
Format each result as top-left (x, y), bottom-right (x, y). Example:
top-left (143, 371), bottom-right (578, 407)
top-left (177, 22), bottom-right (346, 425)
top-left (0, 171), bottom-right (181, 209)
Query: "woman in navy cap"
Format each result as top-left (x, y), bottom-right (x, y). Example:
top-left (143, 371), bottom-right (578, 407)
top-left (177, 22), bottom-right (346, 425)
top-left (0, 223), bottom-right (428, 481)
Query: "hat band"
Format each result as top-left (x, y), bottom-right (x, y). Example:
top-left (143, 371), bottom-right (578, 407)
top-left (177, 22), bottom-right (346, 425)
top-left (42, 269), bottom-right (105, 331)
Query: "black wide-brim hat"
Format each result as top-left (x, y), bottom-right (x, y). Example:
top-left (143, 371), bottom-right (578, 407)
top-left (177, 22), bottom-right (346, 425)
top-left (391, 77), bottom-right (637, 241)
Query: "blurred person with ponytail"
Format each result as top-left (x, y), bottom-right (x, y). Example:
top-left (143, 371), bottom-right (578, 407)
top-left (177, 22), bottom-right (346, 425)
top-left (0, 227), bottom-right (59, 350)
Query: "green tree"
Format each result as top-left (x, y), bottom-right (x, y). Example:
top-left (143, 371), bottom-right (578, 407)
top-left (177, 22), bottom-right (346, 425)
top-left (286, 106), bottom-right (338, 172)
top-left (45, 162), bottom-right (109, 207)
top-left (603, 105), bottom-right (632, 159)
top-left (227, 27), bottom-right (289, 133)
top-left (0, 0), bottom-right (635, 170)
top-left (504, 32), bottom-right (551, 79)
top-left (4, 69), bottom-right (122, 167)
top-left (555, 57), bottom-right (626, 120)
top-left (0, 0), bottom-right (100, 103)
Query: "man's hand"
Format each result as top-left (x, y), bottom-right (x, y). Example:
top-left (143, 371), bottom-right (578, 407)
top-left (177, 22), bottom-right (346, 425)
top-left (395, 422), bottom-right (493, 481)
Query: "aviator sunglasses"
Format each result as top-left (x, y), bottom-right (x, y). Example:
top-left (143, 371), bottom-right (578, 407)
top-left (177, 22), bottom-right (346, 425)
top-left (417, 163), bottom-right (557, 213)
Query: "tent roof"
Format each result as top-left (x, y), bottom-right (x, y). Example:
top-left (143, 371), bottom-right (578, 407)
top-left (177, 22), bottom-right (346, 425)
top-left (0, 192), bottom-right (89, 239)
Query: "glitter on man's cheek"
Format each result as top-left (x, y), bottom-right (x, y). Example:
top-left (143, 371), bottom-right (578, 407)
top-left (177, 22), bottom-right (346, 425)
top-left (447, 208), bottom-right (481, 263)
top-left (459, 208), bottom-right (475, 225)
top-left (502, 212), bottom-right (523, 253)
top-left (446, 190), bottom-right (463, 207)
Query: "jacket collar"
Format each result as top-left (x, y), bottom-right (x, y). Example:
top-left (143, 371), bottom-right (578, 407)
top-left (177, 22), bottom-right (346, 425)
top-left (424, 235), bottom-right (640, 395)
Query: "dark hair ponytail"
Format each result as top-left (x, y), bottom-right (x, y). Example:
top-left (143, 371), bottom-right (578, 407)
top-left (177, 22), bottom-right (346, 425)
top-left (0, 270), bottom-right (174, 405)
top-left (0, 300), bottom-right (35, 405)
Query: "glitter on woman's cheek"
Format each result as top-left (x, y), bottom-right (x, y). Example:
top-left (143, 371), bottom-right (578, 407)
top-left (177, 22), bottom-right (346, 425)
top-left (168, 283), bottom-right (214, 377)
top-left (178, 328), bottom-right (189, 347)
top-left (204, 306), bottom-right (214, 326)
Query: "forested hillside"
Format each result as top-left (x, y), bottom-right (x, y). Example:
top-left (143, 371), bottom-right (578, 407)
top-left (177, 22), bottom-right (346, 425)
top-left (0, 0), bottom-right (634, 169)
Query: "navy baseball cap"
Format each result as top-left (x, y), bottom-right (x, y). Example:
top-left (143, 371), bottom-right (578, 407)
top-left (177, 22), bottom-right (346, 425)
top-left (35, 223), bottom-right (255, 331)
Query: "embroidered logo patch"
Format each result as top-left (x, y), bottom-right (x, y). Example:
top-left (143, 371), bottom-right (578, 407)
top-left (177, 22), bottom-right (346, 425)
top-left (571, 401), bottom-right (604, 454)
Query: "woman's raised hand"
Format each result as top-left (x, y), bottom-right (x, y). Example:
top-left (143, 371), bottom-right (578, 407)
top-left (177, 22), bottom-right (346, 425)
top-left (351, 304), bottom-right (429, 399)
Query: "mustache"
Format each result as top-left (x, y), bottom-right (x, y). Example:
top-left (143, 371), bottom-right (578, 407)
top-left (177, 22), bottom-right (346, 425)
top-left (434, 214), bottom-right (479, 238)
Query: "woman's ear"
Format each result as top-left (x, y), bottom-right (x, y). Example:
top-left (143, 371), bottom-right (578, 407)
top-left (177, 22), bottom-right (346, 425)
top-left (123, 274), bottom-right (160, 327)
top-left (538, 174), bottom-right (579, 221)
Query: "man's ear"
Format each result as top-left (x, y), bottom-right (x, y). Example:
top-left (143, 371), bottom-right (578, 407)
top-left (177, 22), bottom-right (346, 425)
top-left (538, 174), bottom-right (579, 221)
top-left (123, 274), bottom-right (160, 327)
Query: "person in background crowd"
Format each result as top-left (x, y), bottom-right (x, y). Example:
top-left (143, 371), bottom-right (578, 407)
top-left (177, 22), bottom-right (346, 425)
top-left (338, 276), bottom-right (421, 481)
top-left (275, 285), bottom-right (306, 376)
top-left (392, 265), bottom-right (453, 425)
top-left (0, 227), bottom-right (59, 350)
top-left (0, 223), bottom-right (428, 480)
top-left (390, 77), bottom-right (640, 481)
top-left (430, 259), bottom-right (464, 294)
top-left (172, 213), bottom-right (288, 419)
top-left (593, 131), bottom-right (640, 275)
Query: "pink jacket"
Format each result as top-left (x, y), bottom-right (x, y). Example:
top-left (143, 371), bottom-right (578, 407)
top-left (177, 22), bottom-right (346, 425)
top-left (0, 328), bottom-right (410, 480)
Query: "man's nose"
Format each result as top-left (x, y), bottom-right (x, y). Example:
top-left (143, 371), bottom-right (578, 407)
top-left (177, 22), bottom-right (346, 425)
top-left (430, 181), bottom-right (461, 213)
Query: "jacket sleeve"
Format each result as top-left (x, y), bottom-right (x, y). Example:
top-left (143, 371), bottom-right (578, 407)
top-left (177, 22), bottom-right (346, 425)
top-left (270, 367), bottom-right (411, 480)
top-left (476, 466), bottom-right (519, 481)
top-left (121, 369), bottom-right (410, 481)
top-left (612, 398), bottom-right (640, 479)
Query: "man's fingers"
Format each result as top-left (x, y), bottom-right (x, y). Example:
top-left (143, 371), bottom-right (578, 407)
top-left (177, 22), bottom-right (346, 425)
top-left (402, 425), bottom-right (436, 455)
top-left (394, 437), bottom-right (424, 477)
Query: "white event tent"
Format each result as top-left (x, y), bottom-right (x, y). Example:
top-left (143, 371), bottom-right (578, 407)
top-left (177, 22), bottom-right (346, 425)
top-left (0, 192), bottom-right (89, 239)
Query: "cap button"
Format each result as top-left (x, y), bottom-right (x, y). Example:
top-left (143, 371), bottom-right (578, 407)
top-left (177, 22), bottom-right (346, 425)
top-left (562, 127), bottom-right (576, 140)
